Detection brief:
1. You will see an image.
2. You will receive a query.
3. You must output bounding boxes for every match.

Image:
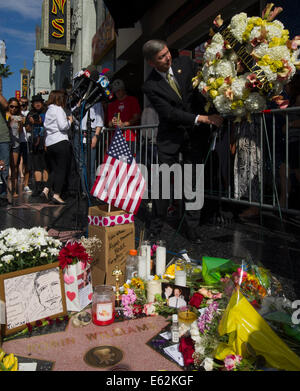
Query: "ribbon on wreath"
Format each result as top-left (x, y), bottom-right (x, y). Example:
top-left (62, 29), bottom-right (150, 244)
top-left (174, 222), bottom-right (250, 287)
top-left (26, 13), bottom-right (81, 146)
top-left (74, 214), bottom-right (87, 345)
top-left (215, 23), bottom-right (271, 93)
top-left (88, 213), bottom-right (134, 228)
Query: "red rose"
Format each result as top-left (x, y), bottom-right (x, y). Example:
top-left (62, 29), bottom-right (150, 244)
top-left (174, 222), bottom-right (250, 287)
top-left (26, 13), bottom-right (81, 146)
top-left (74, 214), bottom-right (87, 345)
top-left (189, 293), bottom-right (204, 309)
top-left (179, 337), bottom-right (195, 367)
top-left (133, 304), bottom-right (143, 315)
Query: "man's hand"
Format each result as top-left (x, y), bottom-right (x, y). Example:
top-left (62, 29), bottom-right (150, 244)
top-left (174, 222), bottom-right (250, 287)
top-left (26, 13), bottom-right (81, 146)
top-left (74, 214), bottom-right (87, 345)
top-left (197, 114), bottom-right (223, 127)
top-left (91, 135), bottom-right (98, 149)
top-left (112, 117), bottom-right (123, 128)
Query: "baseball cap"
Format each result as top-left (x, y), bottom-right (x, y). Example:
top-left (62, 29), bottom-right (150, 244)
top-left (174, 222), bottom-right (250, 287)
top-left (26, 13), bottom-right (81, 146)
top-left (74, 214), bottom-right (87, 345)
top-left (111, 79), bottom-right (125, 93)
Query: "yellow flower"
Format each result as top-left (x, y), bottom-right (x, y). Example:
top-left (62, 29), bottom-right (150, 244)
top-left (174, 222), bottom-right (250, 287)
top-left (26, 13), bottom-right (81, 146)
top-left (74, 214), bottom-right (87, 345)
top-left (0, 349), bottom-right (5, 361)
top-left (1, 354), bottom-right (18, 371)
top-left (231, 100), bottom-right (244, 109)
top-left (209, 89), bottom-right (218, 99)
top-left (123, 283), bottom-right (130, 294)
top-left (131, 277), bottom-right (145, 290)
top-left (153, 275), bottom-right (160, 280)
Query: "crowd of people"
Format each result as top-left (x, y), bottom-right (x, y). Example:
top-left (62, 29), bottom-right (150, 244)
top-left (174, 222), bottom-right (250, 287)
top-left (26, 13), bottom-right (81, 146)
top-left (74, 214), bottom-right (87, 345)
top-left (0, 39), bottom-right (299, 231)
top-left (0, 76), bottom-right (142, 207)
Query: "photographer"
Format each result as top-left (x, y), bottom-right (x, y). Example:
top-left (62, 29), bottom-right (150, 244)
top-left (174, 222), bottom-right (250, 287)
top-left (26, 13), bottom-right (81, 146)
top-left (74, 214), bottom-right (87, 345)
top-left (25, 95), bottom-right (48, 197)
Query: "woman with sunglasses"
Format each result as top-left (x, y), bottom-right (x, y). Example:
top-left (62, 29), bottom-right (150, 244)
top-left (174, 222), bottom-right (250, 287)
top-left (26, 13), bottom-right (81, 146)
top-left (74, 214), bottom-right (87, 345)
top-left (6, 98), bottom-right (24, 197)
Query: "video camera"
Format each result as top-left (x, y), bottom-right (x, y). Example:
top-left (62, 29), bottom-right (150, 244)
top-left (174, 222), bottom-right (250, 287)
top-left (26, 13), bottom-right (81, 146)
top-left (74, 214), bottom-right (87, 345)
top-left (68, 64), bottom-right (113, 120)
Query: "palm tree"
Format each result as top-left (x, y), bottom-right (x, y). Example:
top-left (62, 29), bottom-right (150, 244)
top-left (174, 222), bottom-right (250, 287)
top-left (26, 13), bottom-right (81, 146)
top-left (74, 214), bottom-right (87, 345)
top-left (0, 64), bottom-right (13, 95)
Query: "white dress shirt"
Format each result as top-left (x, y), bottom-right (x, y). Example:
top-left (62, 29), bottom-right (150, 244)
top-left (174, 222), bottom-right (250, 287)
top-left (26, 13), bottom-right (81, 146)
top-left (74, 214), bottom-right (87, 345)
top-left (44, 104), bottom-right (71, 147)
top-left (81, 102), bottom-right (104, 131)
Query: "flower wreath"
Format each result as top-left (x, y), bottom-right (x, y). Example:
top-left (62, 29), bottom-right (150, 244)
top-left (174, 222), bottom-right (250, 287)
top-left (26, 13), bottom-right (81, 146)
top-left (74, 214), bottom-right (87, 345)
top-left (193, 3), bottom-right (300, 120)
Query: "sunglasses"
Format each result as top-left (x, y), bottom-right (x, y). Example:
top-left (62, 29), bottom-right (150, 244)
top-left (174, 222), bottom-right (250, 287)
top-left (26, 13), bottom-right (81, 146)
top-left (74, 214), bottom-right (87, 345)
top-left (20, 103), bottom-right (28, 107)
top-left (9, 105), bottom-right (19, 109)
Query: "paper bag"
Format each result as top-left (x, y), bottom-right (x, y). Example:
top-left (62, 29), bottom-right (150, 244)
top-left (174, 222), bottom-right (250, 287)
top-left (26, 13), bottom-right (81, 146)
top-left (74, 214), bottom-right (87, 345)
top-left (63, 262), bottom-right (93, 312)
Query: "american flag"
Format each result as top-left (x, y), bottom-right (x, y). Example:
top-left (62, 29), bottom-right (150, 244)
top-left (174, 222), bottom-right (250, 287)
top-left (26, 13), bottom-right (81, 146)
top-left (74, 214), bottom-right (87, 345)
top-left (91, 128), bottom-right (146, 215)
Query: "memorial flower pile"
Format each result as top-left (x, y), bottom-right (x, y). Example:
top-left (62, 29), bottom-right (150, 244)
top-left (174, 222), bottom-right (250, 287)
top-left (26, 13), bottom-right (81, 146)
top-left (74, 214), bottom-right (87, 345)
top-left (0, 227), bottom-right (62, 274)
top-left (193, 3), bottom-right (300, 120)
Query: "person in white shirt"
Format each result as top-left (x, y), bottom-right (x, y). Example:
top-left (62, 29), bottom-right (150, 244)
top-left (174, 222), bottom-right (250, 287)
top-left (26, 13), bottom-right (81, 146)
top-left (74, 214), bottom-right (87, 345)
top-left (168, 287), bottom-right (187, 308)
top-left (41, 90), bottom-right (73, 204)
top-left (19, 96), bottom-right (31, 193)
top-left (79, 102), bottom-right (104, 189)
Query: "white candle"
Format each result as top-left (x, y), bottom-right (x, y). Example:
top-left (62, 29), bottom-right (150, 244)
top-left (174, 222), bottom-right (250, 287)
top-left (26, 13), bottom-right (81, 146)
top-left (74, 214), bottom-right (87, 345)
top-left (156, 245), bottom-right (166, 276)
top-left (175, 270), bottom-right (186, 287)
top-left (141, 242), bottom-right (151, 279)
top-left (147, 280), bottom-right (162, 303)
top-left (138, 256), bottom-right (147, 279)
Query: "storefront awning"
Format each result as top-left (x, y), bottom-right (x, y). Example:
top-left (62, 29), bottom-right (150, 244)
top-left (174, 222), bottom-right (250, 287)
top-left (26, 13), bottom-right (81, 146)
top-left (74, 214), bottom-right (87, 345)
top-left (103, 0), bottom-right (155, 29)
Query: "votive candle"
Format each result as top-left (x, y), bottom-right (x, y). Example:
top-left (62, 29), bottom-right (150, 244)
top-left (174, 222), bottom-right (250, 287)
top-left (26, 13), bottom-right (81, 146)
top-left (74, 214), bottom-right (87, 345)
top-left (156, 240), bottom-right (166, 277)
top-left (147, 280), bottom-right (162, 303)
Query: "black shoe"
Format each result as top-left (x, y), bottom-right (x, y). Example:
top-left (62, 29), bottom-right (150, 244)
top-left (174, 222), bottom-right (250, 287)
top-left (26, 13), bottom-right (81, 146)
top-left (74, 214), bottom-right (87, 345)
top-left (51, 196), bottom-right (66, 205)
top-left (39, 192), bottom-right (49, 203)
top-left (51, 199), bottom-right (66, 205)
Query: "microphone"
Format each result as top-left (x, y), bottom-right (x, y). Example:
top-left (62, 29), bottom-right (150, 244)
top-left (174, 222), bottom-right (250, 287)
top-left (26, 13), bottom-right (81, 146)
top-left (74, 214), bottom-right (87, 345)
top-left (84, 73), bottom-right (112, 104)
top-left (69, 64), bottom-right (97, 101)
top-left (83, 69), bottom-right (101, 102)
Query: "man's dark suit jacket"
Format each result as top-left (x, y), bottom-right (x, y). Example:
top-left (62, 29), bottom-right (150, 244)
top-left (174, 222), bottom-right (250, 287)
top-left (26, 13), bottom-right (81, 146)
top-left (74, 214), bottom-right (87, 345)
top-left (142, 55), bottom-right (205, 157)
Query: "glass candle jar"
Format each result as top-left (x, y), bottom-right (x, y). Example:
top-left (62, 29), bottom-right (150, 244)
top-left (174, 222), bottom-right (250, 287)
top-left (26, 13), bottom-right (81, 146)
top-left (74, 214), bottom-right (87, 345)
top-left (92, 285), bottom-right (115, 326)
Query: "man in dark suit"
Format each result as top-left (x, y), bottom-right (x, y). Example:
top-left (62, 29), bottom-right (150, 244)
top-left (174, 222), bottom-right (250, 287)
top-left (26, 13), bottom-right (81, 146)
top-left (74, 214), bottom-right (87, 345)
top-left (142, 39), bottom-right (223, 244)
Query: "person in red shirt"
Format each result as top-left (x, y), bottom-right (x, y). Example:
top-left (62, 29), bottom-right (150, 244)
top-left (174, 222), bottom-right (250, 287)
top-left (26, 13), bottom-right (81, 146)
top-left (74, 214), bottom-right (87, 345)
top-left (107, 79), bottom-right (141, 159)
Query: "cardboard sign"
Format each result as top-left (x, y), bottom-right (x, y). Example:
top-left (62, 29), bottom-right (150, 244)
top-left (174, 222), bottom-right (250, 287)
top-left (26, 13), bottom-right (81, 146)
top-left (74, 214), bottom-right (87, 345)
top-left (88, 205), bottom-right (135, 287)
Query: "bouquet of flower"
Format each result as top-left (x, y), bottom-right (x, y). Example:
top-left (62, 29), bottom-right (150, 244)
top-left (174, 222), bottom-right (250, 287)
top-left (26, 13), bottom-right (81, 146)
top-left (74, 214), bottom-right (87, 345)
top-left (193, 3), bottom-right (300, 120)
top-left (221, 261), bottom-right (270, 307)
top-left (121, 277), bottom-right (149, 318)
top-left (58, 240), bottom-right (92, 270)
top-left (0, 227), bottom-right (62, 274)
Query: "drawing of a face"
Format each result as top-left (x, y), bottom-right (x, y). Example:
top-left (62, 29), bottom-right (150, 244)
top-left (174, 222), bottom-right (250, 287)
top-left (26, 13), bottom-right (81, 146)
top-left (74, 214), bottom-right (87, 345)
top-left (35, 271), bottom-right (61, 310)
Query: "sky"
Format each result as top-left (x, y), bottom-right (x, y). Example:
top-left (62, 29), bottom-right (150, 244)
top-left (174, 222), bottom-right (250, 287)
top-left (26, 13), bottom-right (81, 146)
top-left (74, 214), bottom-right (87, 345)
top-left (0, 0), bottom-right (42, 99)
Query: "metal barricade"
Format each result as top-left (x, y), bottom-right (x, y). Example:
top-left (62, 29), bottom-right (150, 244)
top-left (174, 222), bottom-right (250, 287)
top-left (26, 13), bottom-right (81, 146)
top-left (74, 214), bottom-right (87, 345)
top-left (94, 113), bottom-right (300, 216)
top-left (205, 108), bottom-right (300, 216)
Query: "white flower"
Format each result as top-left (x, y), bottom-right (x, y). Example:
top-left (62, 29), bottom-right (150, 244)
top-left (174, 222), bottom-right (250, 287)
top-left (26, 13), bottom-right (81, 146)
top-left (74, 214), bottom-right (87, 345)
top-left (203, 43), bottom-right (224, 62)
top-left (230, 13), bottom-right (248, 42)
top-left (215, 60), bottom-right (236, 78)
top-left (201, 357), bottom-right (214, 371)
top-left (231, 75), bottom-right (249, 100)
top-left (40, 252), bottom-right (48, 258)
top-left (212, 33), bottom-right (225, 45)
top-left (2, 255), bottom-right (14, 264)
top-left (213, 95), bottom-right (232, 114)
top-left (244, 92), bottom-right (266, 112)
top-left (266, 24), bottom-right (284, 41)
top-left (202, 64), bottom-right (216, 81)
top-left (48, 248), bottom-right (60, 256)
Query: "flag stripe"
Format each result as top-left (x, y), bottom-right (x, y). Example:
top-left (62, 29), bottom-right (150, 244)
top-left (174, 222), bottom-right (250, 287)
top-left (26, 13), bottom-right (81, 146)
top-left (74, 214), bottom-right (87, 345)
top-left (92, 128), bottom-right (146, 215)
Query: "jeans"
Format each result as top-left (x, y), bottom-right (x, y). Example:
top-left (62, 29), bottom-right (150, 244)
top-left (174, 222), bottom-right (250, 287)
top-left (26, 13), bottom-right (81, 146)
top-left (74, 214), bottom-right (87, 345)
top-left (0, 142), bottom-right (10, 196)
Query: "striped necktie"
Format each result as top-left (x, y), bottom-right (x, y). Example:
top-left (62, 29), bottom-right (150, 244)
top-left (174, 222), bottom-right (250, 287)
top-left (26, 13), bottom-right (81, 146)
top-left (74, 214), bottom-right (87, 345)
top-left (167, 72), bottom-right (182, 99)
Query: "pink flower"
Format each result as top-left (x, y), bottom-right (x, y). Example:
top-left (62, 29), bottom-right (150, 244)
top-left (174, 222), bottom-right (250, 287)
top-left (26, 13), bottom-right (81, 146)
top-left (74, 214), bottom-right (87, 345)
top-left (224, 355), bottom-right (242, 371)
